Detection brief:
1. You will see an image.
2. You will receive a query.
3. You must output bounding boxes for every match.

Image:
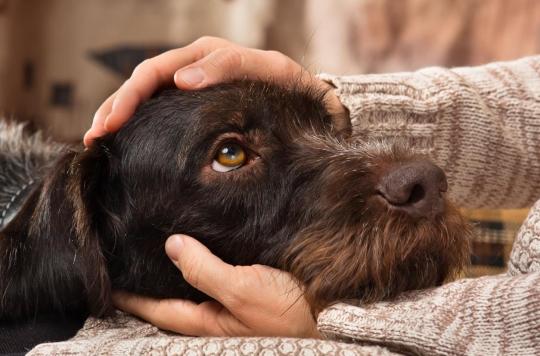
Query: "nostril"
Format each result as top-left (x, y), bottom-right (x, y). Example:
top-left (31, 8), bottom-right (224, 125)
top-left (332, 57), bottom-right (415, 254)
top-left (376, 182), bottom-right (424, 206)
top-left (376, 160), bottom-right (447, 219)
top-left (407, 184), bottom-right (425, 205)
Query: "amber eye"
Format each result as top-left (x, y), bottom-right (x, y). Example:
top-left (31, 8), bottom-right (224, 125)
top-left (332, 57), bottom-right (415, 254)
top-left (212, 143), bottom-right (247, 172)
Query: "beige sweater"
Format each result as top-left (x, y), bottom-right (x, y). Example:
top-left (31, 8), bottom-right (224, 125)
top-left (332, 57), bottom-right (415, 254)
top-left (30, 57), bottom-right (540, 355)
top-left (318, 55), bottom-right (540, 355)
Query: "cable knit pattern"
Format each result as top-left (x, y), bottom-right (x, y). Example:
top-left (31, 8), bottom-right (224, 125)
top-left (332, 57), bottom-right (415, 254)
top-left (317, 272), bottom-right (540, 356)
top-left (28, 312), bottom-right (397, 356)
top-left (319, 55), bottom-right (540, 209)
top-left (29, 57), bottom-right (540, 355)
top-left (315, 56), bottom-right (540, 355)
top-left (508, 200), bottom-right (540, 276)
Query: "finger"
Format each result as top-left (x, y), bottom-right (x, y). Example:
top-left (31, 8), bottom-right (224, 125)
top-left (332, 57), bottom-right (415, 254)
top-left (165, 235), bottom-right (239, 306)
top-left (104, 38), bottom-right (228, 132)
top-left (113, 292), bottom-right (248, 336)
top-left (113, 291), bottom-right (197, 333)
top-left (174, 47), bottom-right (306, 89)
top-left (83, 91), bottom-right (117, 146)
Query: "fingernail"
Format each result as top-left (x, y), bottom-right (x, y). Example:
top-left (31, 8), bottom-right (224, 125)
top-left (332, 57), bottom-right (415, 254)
top-left (83, 132), bottom-right (92, 147)
top-left (165, 235), bottom-right (185, 262)
top-left (176, 68), bottom-right (205, 86)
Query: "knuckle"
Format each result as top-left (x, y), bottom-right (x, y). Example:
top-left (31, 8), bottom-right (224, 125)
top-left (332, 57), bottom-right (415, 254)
top-left (211, 47), bottom-right (244, 73)
top-left (266, 50), bottom-right (299, 77)
top-left (181, 259), bottom-right (202, 289)
top-left (195, 35), bottom-right (215, 44)
top-left (194, 35), bottom-right (227, 47)
top-left (267, 50), bottom-right (290, 66)
top-left (132, 59), bottom-right (151, 75)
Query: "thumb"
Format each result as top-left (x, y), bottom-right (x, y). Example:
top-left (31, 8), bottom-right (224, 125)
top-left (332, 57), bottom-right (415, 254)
top-left (174, 48), bottom-right (244, 89)
top-left (165, 234), bottom-right (237, 303)
top-left (174, 47), bottom-right (298, 89)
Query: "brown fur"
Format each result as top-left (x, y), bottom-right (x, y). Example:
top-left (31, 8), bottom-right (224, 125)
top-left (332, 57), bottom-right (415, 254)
top-left (0, 81), bottom-right (471, 323)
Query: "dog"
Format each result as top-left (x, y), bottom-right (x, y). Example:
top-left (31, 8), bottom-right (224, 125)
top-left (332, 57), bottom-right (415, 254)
top-left (0, 81), bottom-right (471, 326)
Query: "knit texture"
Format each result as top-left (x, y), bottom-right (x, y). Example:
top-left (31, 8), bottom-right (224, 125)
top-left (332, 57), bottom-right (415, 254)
top-left (320, 55), bottom-right (540, 209)
top-left (318, 271), bottom-right (540, 356)
top-left (28, 313), bottom-right (396, 356)
top-left (508, 199), bottom-right (540, 276)
top-left (28, 56), bottom-right (540, 355)
top-left (316, 55), bottom-right (540, 355)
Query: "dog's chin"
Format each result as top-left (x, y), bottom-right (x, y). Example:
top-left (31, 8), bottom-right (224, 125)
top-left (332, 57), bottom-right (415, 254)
top-left (282, 199), bottom-right (472, 315)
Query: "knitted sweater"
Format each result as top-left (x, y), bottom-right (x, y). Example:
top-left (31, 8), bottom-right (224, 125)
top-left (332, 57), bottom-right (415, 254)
top-left (29, 57), bottom-right (540, 355)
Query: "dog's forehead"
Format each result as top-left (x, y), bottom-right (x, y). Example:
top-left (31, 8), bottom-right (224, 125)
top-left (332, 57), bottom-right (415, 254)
top-left (116, 82), bottom-right (332, 172)
top-left (195, 82), bottom-right (332, 136)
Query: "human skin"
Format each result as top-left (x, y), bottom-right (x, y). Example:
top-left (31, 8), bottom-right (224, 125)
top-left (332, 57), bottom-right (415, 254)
top-left (85, 36), bottom-right (347, 145)
top-left (91, 37), bottom-right (347, 337)
top-left (114, 235), bottom-right (319, 338)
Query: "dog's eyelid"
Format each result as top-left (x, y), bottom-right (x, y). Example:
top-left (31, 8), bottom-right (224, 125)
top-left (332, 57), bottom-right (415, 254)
top-left (206, 137), bottom-right (263, 175)
top-left (209, 132), bottom-right (259, 158)
top-left (211, 160), bottom-right (242, 173)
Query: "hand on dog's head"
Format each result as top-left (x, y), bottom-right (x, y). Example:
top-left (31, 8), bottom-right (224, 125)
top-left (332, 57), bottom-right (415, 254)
top-left (0, 81), bottom-right (470, 320)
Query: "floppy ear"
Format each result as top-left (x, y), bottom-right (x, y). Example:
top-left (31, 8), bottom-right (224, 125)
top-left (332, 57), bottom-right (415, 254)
top-left (0, 143), bottom-right (116, 320)
top-left (67, 141), bottom-right (120, 316)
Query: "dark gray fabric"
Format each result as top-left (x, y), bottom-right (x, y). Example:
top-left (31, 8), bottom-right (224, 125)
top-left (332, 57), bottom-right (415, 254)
top-left (0, 313), bottom-right (86, 355)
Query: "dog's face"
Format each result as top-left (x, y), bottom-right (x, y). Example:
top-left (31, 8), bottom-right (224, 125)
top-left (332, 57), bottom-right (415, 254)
top-left (0, 81), bottom-right (470, 320)
top-left (87, 81), bottom-right (470, 312)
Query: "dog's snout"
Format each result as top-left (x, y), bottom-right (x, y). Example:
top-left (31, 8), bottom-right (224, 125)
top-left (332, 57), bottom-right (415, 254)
top-left (377, 160), bottom-right (447, 219)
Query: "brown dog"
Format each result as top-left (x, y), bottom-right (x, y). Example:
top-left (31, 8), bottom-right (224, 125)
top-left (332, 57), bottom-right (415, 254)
top-left (0, 81), bottom-right (471, 324)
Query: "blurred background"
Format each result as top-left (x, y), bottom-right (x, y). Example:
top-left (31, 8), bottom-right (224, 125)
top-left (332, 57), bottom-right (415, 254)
top-left (1, 0), bottom-right (539, 276)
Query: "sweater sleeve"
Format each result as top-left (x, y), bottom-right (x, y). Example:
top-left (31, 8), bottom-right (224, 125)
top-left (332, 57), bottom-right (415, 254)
top-left (317, 272), bottom-right (540, 356)
top-left (315, 193), bottom-right (540, 355)
top-left (319, 56), bottom-right (540, 209)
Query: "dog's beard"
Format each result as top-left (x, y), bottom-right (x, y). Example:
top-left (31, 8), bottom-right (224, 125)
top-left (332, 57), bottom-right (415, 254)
top-left (283, 202), bottom-right (470, 314)
top-left (0, 82), bottom-right (472, 322)
top-left (279, 139), bottom-right (471, 314)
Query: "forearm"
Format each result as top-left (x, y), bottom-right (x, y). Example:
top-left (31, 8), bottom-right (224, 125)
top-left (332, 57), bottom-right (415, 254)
top-left (508, 199), bottom-right (540, 276)
top-left (317, 272), bottom-right (540, 355)
top-left (320, 56), bottom-right (540, 209)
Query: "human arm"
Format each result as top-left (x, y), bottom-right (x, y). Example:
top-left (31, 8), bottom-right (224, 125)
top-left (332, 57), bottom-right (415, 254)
top-left (320, 56), bottom-right (540, 209)
top-left (84, 36), bottom-right (348, 146)
top-left (317, 199), bottom-right (540, 355)
top-left (114, 225), bottom-right (540, 353)
top-left (317, 272), bottom-right (540, 356)
top-left (113, 234), bottom-right (319, 338)
top-left (88, 37), bottom-right (540, 209)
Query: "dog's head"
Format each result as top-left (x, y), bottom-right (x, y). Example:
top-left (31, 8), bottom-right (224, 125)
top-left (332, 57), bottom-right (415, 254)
top-left (0, 81), bottom-right (470, 319)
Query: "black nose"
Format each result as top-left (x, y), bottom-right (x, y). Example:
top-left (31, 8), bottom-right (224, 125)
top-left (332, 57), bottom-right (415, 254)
top-left (376, 160), bottom-right (448, 219)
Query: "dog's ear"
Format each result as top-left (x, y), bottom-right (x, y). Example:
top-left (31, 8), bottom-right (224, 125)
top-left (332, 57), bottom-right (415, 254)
top-left (66, 141), bottom-right (120, 316)
top-left (0, 141), bottom-right (117, 320)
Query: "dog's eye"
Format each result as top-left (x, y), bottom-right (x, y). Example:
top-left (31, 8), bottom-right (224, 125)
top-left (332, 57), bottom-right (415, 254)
top-left (212, 143), bottom-right (246, 172)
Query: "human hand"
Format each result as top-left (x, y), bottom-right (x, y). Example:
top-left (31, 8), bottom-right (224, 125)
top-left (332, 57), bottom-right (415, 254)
top-left (113, 234), bottom-right (319, 338)
top-left (84, 36), bottom-right (348, 146)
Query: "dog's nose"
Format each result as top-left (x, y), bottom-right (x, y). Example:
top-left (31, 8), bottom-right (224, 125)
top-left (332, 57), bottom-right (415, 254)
top-left (376, 160), bottom-right (448, 219)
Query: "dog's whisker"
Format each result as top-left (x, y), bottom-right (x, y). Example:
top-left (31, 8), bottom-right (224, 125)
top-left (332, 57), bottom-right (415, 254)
top-left (0, 81), bottom-right (471, 326)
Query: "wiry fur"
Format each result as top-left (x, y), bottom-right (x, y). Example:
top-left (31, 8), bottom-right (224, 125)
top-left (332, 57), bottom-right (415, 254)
top-left (0, 81), bottom-right (471, 322)
top-left (0, 121), bottom-right (64, 228)
top-left (282, 138), bottom-right (469, 312)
